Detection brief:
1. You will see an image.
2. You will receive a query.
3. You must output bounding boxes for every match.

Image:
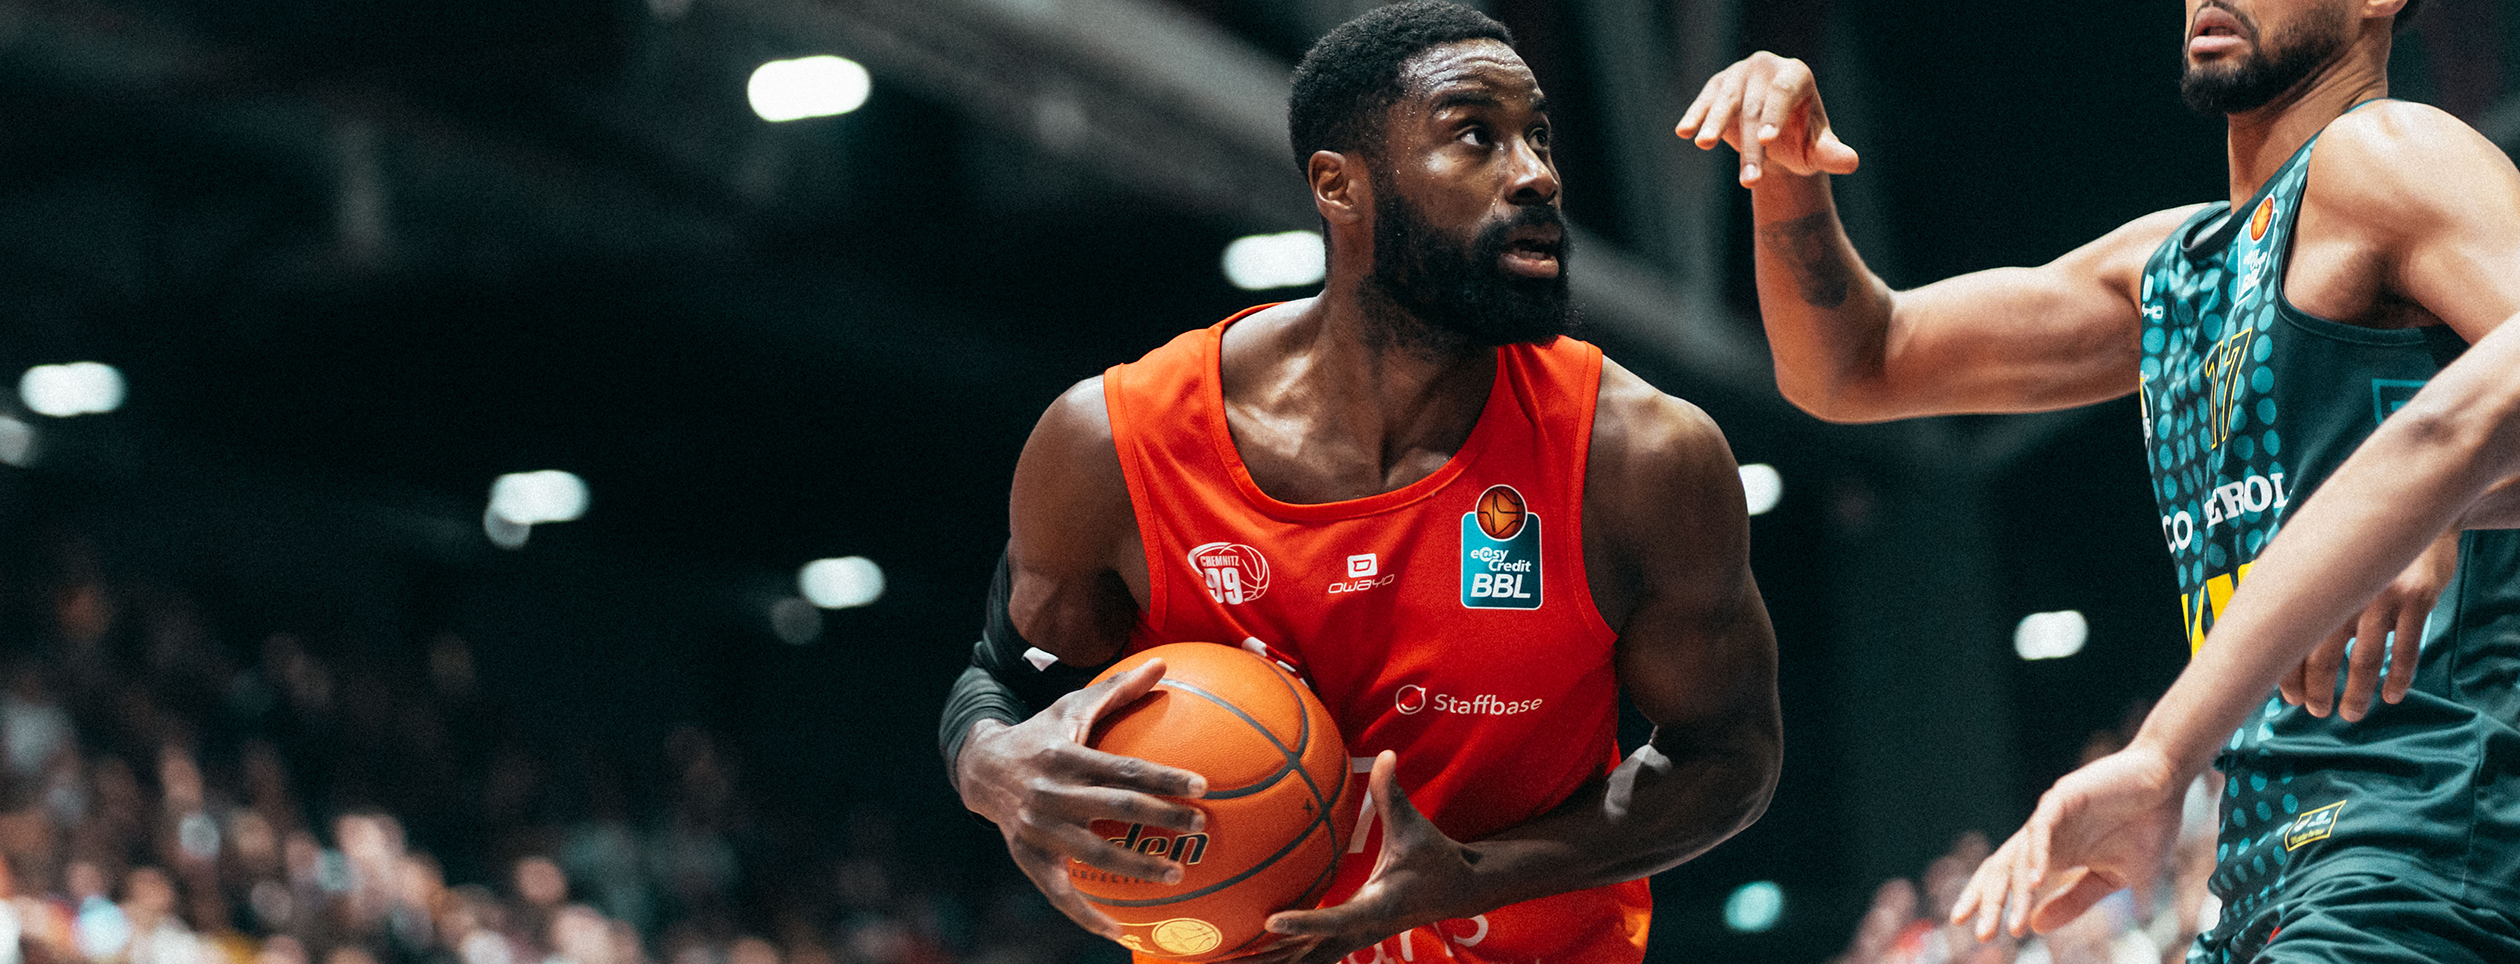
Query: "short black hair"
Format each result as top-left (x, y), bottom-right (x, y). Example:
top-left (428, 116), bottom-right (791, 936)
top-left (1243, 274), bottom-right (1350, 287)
top-left (1288, 1), bottom-right (1515, 171)
top-left (2396, 0), bottom-right (2422, 31)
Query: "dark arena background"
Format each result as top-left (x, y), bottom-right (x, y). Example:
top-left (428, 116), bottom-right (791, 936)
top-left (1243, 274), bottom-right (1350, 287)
top-left (0, 0), bottom-right (2514, 962)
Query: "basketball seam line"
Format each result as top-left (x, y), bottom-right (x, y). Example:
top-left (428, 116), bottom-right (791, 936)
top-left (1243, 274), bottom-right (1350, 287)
top-left (1151, 678), bottom-right (1299, 802)
top-left (1246, 662), bottom-right (1339, 833)
top-left (1252, 661), bottom-right (1346, 913)
top-left (1245, 664), bottom-right (1348, 942)
top-left (1172, 664), bottom-right (1347, 959)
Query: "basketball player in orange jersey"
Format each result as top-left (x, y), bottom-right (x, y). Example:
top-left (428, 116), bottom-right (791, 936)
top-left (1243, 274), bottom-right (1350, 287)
top-left (936, 3), bottom-right (1781, 962)
top-left (1678, 0), bottom-right (2520, 960)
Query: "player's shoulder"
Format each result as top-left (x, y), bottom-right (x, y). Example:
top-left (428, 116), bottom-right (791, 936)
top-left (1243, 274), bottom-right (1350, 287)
top-left (1583, 357), bottom-right (1749, 586)
top-left (1018, 374), bottom-right (1131, 510)
top-left (1011, 373), bottom-right (1137, 569)
top-left (2090, 203), bottom-right (2219, 267)
top-left (2057, 203), bottom-right (2216, 295)
top-left (2311, 100), bottom-right (2518, 219)
top-left (2322, 99), bottom-right (2499, 162)
top-left (1034, 374), bottom-right (1116, 453)
top-left (2113, 203), bottom-right (2219, 243)
top-left (1589, 357), bottom-right (1733, 493)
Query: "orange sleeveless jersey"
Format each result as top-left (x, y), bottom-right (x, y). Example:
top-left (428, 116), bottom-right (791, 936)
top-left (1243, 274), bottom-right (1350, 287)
top-left (1104, 308), bottom-right (1648, 963)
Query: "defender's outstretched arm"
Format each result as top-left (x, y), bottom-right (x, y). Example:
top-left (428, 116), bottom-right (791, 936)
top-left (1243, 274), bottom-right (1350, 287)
top-left (1681, 52), bottom-right (2192, 423)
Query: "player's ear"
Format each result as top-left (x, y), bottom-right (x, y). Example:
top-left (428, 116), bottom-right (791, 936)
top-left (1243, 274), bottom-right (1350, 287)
top-left (1310, 150), bottom-right (1369, 227)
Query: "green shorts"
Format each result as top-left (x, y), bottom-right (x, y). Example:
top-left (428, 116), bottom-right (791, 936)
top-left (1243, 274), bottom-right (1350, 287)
top-left (2192, 872), bottom-right (2520, 964)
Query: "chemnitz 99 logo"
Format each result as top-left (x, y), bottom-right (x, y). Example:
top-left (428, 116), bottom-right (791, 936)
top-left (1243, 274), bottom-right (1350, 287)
top-left (1189, 542), bottom-right (1270, 605)
top-left (1460, 484), bottom-right (1540, 610)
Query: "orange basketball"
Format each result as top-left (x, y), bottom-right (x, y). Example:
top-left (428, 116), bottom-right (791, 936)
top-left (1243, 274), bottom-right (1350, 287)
top-left (1071, 643), bottom-right (1355, 960)
top-left (1475, 484), bottom-right (1526, 539)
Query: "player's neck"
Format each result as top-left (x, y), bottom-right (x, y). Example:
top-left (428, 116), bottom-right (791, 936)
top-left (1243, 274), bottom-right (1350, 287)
top-left (2221, 39), bottom-right (2391, 209)
top-left (1318, 284), bottom-right (1496, 431)
top-left (1223, 290), bottom-right (1495, 494)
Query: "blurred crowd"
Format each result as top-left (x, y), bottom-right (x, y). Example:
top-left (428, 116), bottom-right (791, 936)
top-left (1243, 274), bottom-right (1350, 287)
top-left (0, 530), bottom-right (1105, 964)
top-left (0, 517), bottom-right (2235, 964)
top-left (1827, 717), bottom-right (2223, 964)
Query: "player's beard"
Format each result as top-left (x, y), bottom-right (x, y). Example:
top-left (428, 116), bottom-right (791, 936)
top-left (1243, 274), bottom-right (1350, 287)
top-left (2180, 0), bottom-right (2355, 115)
top-left (1361, 178), bottom-right (1575, 353)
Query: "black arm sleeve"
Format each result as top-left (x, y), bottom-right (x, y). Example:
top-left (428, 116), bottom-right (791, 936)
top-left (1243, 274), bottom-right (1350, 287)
top-left (936, 551), bottom-right (1117, 789)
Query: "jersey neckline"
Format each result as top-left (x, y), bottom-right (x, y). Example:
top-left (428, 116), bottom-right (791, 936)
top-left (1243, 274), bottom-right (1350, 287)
top-left (1200, 306), bottom-right (1515, 523)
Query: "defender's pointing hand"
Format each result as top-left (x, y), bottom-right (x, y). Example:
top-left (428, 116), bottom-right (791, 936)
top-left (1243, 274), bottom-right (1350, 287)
top-left (1675, 52), bottom-right (1861, 186)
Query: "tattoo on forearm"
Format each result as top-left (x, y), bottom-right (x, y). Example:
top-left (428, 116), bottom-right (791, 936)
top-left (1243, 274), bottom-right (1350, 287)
top-left (1758, 211), bottom-right (1855, 309)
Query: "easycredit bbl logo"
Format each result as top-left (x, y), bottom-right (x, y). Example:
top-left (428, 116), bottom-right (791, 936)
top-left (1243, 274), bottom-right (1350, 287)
top-left (1460, 484), bottom-right (1540, 609)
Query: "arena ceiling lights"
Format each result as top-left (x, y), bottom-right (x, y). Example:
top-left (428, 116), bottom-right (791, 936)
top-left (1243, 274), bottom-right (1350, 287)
top-left (19, 362), bottom-right (125, 417)
top-left (747, 55), bottom-right (872, 122)
top-left (483, 470), bottom-right (590, 549)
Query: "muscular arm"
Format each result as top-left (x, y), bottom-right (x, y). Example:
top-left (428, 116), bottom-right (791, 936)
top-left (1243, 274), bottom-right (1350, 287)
top-left (1004, 378), bottom-right (1147, 666)
top-left (2468, 476), bottom-right (2520, 530)
top-left (1678, 53), bottom-right (2184, 423)
top-left (1749, 173), bottom-right (2186, 422)
top-left (1460, 361), bottom-right (1782, 894)
top-left (945, 378), bottom-right (1206, 940)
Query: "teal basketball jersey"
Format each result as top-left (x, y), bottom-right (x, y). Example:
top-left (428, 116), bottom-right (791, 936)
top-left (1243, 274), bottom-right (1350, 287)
top-left (2136, 108), bottom-right (2520, 955)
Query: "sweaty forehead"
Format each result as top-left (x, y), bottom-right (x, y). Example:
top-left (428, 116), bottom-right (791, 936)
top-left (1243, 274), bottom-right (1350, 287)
top-left (1395, 39), bottom-right (1542, 106)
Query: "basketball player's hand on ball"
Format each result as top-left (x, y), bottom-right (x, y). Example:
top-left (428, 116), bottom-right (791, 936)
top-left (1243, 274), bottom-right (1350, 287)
top-left (952, 659), bottom-right (1210, 942)
top-left (1258, 752), bottom-right (1478, 964)
top-left (2278, 533), bottom-right (2457, 721)
top-left (1950, 744), bottom-right (2183, 942)
top-left (1674, 52), bottom-right (1861, 187)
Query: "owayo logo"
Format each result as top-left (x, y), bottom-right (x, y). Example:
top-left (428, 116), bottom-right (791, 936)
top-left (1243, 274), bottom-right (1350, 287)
top-left (1189, 542), bottom-right (1270, 605)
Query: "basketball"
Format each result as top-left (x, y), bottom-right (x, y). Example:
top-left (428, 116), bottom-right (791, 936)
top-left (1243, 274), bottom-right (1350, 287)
top-left (1070, 643), bottom-right (1355, 961)
top-left (1476, 484), bottom-right (1526, 539)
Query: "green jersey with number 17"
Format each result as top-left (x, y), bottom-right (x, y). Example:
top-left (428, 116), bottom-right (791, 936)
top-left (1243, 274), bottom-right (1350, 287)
top-left (2135, 105), bottom-right (2520, 954)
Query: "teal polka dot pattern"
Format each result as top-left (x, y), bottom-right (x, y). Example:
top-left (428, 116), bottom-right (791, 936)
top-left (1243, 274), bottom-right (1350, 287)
top-left (2140, 150), bottom-right (2322, 956)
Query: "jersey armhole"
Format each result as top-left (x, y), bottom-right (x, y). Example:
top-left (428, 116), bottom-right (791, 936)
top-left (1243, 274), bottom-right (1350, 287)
top-left (1565, 345), bottom-right (1620, 644)
top-left (1101, 362), bottom-right (1170, 636)
top-left (2270, 134), bottom-right (2343, 331)
top-left (2269, 110), bottom-right (2436, 340)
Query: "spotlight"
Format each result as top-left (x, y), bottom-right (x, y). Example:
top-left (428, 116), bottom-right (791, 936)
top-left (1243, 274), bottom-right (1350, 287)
top-left (0, 415), bottom-right (32, 466)
top-left (19, 362), bottom-right (125, 417)
top-left (2015, 610), bottom-right (2090, 660)
top-left (1222, 231), bottom-right (1327, 291)
top-left (1738, 463), bottom-right (1783, 516)
top-left (1723, 880), bottom-right (1783, 933)
top-left (770, 597), bottom-right (823, 645)
top-left (488, 471), bottom-right (589, 526)
top-left (799, 557), bottom-right (886, 609)
top-left (748, 56), bottom-right (872, 122)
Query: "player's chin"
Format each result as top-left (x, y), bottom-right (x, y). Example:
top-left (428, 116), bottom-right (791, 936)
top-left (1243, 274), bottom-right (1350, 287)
top-left (2181, 57), bottom-right (2246, 83)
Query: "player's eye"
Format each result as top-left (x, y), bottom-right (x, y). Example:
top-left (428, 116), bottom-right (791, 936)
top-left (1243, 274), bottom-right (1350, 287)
top-left (1529, 124), bottom-right (1551, 149)
top-left (1459, 125), bottom-right (1492, 147)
